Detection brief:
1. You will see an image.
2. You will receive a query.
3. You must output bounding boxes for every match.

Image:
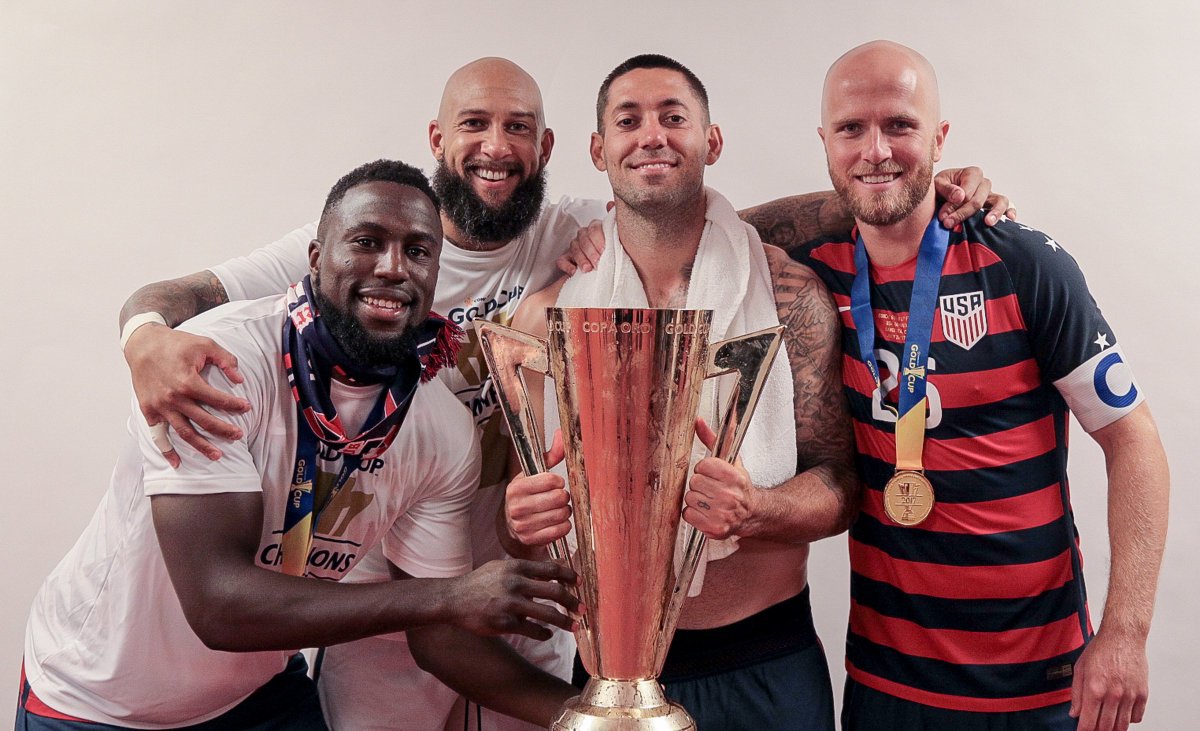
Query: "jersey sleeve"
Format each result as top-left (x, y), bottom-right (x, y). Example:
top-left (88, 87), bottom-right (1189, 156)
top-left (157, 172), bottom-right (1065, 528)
top-left (382, 396), bottom-right (481, 579)
top-left (984, 218), bottom-right (1145, 432)
top-left (209, 222), bottom-right (316, 301)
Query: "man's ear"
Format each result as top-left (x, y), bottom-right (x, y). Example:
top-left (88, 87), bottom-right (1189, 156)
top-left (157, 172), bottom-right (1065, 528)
top-left (705, 123), bottom-right (724, 165)
top-left (933, 120), bottom-right (950, 163)
top-left (589, 132), bottom-right (606, 172)
top-left (539, 127), bottom-right (555, 168)
top-left (308, 239), bottom-right (321, 277)
top-left (429, 119), bottom-right (444, 160)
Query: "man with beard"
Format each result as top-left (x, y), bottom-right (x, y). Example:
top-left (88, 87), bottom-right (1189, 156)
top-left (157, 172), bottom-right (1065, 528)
top-left (116, 57), bottom-right (1002, 730)
top-left (18, 160), bottom-right (581, 730)
top-left (789, 41), bottom-right (1169, 731)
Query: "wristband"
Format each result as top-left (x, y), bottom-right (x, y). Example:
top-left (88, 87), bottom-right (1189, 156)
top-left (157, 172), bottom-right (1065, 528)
top-left (120, 312), bottom-right (168, 352)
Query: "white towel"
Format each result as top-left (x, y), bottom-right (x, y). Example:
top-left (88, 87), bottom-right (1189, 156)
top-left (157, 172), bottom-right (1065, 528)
top-left (548, 188), bottom-right (797, 596)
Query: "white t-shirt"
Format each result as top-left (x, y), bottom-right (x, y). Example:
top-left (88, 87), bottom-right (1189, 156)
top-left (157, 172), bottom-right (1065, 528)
top-left (211, 197), bottom-right (606, 730)
top-left (212, 196), bottom-right (605, 562)
top-left (23, 296), bottom-right (480, 729)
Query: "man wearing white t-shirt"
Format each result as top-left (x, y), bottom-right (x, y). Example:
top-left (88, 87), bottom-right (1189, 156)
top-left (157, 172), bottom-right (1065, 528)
top-left (18, 160), bottom-right (579, 730)
top-left (116, 58), bottom-right (1007, 730)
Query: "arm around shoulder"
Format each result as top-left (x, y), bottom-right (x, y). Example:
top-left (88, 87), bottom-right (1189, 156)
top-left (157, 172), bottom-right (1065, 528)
top-left (120, 269), bottom-right (247, 464)
top-left (120, 269), bottom-right (231, 331)
top-left (738, 192), bottom-right (851, 255)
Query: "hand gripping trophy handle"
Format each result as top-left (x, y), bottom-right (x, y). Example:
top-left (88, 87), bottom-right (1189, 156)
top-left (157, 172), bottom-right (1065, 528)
top-left (475, 323), bottom-right (573, 566)
top-left (475, 321), bottom-right (591, 666)
top-left (654, 326), bottom-right (785, 670)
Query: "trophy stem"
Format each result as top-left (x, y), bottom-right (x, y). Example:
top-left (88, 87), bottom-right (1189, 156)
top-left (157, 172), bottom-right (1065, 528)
top-left (552, 678), bottom-right (694, 731)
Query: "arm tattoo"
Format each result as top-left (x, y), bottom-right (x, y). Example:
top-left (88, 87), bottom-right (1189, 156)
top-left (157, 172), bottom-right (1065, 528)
top-left (119, 270), bottom-right (230, 330)
top-left (739, 192), bottom-right (854, 256)
top-left (768, 252), bottom-right (859, 521)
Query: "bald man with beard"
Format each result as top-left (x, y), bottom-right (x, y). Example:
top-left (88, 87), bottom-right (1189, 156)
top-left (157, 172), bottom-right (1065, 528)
top-left (789, 41), bottom-right (1169, 731)
top-left (118, 56), bottom-right (1005, 729)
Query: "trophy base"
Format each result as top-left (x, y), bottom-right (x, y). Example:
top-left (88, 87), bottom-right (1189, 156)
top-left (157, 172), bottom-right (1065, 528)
top-left (551, 677), bottom-right (695, 730)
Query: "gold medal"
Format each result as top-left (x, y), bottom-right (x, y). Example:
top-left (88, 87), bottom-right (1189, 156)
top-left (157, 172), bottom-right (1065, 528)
top-left (883, 470), bottom-right (935, 526)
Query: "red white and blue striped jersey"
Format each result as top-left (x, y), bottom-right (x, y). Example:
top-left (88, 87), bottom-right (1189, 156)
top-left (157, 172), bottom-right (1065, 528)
top-left (792, 212), bottom-right (1144, 712)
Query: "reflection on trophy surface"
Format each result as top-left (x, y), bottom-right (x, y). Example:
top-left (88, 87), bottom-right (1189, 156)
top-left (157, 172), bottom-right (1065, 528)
top-left (479, 307), bottom-right (782, 730)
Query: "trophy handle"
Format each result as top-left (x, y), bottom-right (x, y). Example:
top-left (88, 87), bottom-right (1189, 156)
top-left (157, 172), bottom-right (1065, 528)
top-left (475, 321), bottom-right (571, 564)
top-left (657, 326), bottom-right (785, 656)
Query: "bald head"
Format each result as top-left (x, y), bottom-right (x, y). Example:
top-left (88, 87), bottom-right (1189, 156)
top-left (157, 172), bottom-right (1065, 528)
top-left (821, 40), bottom-right (940, 128)
top-left (818, 41), bottom-right (948, 229)
top-left (428, 57), bottom-right (554, 247)
top-left (437, 57), bottom-right (545, 129)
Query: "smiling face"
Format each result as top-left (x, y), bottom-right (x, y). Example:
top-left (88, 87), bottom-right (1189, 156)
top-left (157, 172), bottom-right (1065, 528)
top-left (309, 181), bottom-right (442, 365)
top-left (590, 67), bottom-right (722, 217)
top-left (819, 42), bottom-right (948, 228)
top-left (428, 58), bottom-right (553, 244)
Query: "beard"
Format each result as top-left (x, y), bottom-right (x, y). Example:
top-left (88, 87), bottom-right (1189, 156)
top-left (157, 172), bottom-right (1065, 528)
top-left (610, 151), bottom-right (705, 220)
top-left (312, 278), bottom-right (418, 369)
top-left (432, 160), bottom-right (547, 245)
top-left (830, 151), bottom-right (934, 227)
top-left (614, 177), bottom-right (704, 219)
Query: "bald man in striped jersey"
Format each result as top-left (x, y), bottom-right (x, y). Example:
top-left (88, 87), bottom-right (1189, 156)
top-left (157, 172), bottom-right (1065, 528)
top-left (789, 40), bottom-right (1169, 731)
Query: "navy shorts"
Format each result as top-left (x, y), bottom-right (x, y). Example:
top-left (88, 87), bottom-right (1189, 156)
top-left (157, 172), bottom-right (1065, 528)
top-left (572, 588), bottom-right (835, 731)
top-left (841, 676), bottom-right (1077, 731)
top-left (15, 654), bottom-right (327, 730)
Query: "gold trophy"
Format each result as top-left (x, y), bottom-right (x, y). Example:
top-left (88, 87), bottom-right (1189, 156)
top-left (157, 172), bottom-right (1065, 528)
top-left (479, 308), bottom-right (782, 730)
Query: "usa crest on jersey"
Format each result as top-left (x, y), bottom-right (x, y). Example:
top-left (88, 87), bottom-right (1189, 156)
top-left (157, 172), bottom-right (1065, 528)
top-left (939, 291), bottom-right (988, 350)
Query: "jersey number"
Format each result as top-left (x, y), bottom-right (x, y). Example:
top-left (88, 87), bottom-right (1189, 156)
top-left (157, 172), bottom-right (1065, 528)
top-left (870, 348), bottom-right (943, 428)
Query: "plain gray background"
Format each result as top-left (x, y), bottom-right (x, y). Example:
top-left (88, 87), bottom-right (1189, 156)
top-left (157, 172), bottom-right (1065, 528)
top-left (3, 1), bottom-right (1197, 726)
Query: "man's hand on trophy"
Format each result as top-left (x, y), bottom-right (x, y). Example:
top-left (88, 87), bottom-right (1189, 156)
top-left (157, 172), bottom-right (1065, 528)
top-left (446, 559), bottom-right (581, 640)
top-left (683, 419), bottom-right (759, 540)
top-left (505, 430), bottom-right (573, 547)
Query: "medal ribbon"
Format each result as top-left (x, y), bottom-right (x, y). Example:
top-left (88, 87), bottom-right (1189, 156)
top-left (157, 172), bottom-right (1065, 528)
top-left (280, 391), bottom-right (401, 576)
top-left (849, 216), bottom-right (950, 472)
top-left (278, 275), bottom-right (462, 576)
